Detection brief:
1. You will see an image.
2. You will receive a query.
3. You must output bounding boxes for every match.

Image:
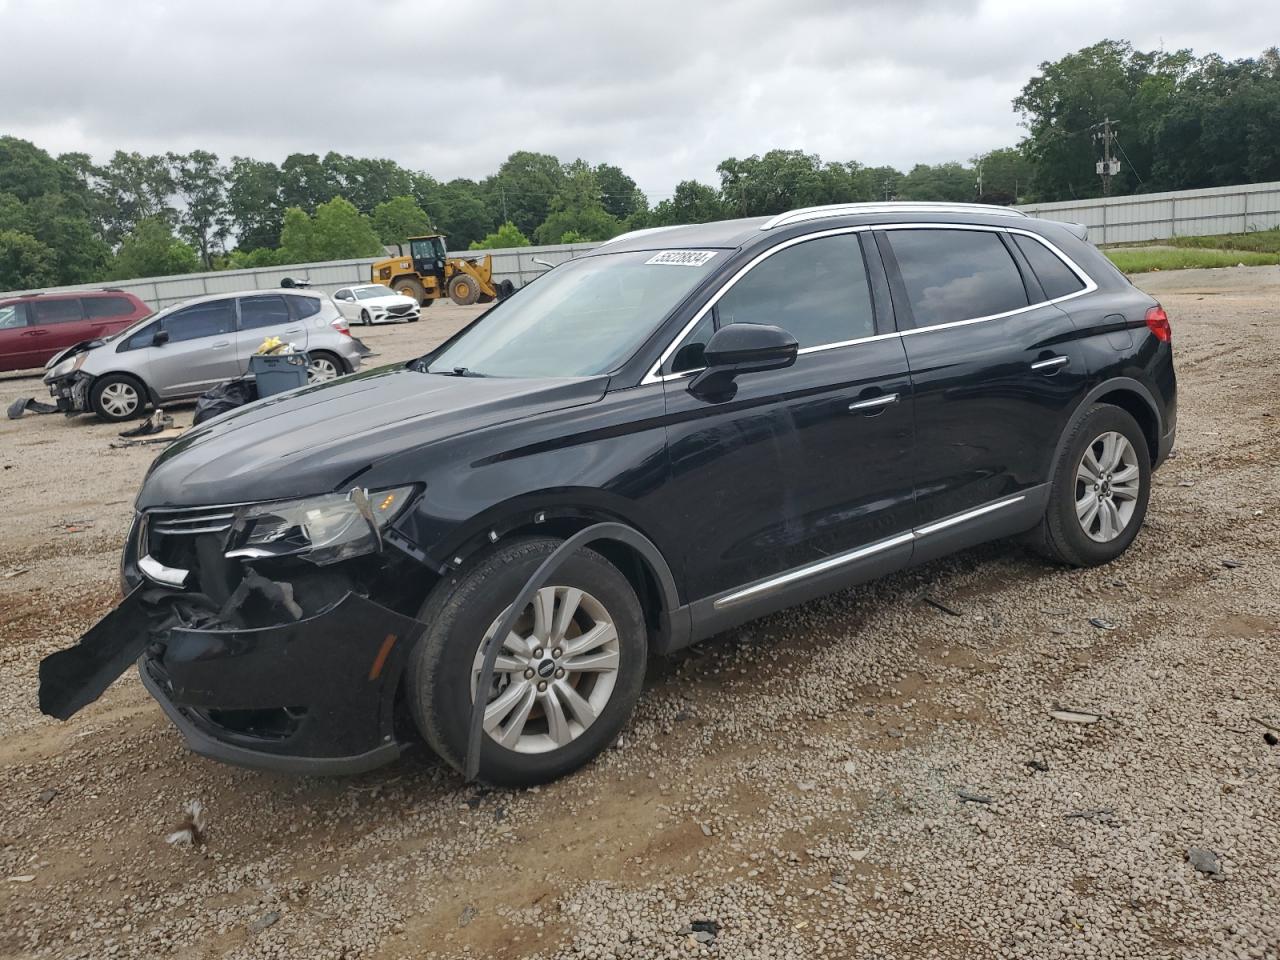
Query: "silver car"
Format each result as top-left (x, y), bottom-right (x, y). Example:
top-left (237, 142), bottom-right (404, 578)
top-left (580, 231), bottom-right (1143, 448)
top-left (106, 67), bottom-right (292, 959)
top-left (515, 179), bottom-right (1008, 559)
top-left (332, 284), bottom-right (420, 325)
top-left (42, 288), bottom-right (366, 422)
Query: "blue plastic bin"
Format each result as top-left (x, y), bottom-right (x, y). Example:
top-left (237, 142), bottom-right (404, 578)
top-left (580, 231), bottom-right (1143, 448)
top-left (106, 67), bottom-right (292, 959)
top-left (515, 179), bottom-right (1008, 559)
top-left (249, 353), bottom-right (309, 397)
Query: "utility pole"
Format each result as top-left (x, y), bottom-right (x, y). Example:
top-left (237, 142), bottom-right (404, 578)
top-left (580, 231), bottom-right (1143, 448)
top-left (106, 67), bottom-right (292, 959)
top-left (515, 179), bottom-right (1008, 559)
top-left (975, 154), bottom-right (985, 200)
top-left (1092, 118), bottom-right (1121, 196)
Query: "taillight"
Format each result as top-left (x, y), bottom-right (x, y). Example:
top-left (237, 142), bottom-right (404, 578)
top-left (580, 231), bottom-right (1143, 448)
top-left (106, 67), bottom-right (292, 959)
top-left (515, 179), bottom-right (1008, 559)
top-left (1145, 305), bottom-right (1170, 343)
top-left (331, 317), bottom-right (351, 337)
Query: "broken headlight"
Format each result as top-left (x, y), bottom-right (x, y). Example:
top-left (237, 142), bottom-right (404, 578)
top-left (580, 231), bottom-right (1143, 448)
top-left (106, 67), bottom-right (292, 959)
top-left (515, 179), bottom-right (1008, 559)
top-left (224, 487), bottom-right (416, 565)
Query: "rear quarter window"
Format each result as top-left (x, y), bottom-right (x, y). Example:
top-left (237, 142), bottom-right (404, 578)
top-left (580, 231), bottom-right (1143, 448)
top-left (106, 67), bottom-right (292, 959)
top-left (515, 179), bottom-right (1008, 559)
top-left (286, 294), bottom-right (322, 319)
top-left (886, 229), bottom-right (1028, 328)
top-left (1013, 234), bottom-right (1086, 301)
top-left (83, 296), bottom-right (140, 319)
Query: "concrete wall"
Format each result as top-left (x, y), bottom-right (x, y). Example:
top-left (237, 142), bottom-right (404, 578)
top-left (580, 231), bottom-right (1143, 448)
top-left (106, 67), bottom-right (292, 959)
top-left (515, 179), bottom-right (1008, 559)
top-left (1016, 181), bottom-right (1280, 245)
top-left (0, 241), bottom-right (602, 311)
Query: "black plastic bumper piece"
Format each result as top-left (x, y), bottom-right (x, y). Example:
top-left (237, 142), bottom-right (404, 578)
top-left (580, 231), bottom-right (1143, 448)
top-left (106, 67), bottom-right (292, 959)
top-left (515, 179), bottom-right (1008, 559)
top-left (143, 592), bottom-right (425, 774)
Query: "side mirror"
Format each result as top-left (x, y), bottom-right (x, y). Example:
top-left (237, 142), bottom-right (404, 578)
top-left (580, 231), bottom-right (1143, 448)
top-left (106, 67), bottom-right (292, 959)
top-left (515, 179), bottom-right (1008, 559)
top-left (152, 329), bottom-right (169, 346)
top-left (689, 323), bottom-right (798, 396)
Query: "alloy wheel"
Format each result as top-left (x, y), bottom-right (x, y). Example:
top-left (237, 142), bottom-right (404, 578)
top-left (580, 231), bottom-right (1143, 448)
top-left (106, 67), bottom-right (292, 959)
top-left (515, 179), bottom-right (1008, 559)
top-left (100, 382), bottom-right (139, 418)
top-left (1075, 431), bottom-right (1141, 542)
top-left (471, 586), bottom-right (620, 754)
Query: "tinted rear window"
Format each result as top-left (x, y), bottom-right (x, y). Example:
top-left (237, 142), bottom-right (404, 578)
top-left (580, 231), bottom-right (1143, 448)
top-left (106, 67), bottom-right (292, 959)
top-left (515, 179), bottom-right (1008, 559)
top-left (286, 294), bottom-right (321, 319)
top-left (83, 296), bottom-right (139, 319)
top-left (29, 298), bottom-right (84, 325)
top-left (239, 294), bottom-right (292, 330)
top-left (1013, 234), bottom-right (1086, 301)
top-left (886, 229), bottom-right (1028, 328)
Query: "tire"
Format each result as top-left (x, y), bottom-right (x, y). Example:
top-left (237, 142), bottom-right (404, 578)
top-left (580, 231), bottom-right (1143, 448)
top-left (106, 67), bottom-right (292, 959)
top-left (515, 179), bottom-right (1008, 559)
top-left (497, 279), bottom-right (516, 300)
top-left (406, 537), bottom-right (647, 786)
top-left (448, 273), bottom-right (481, 306)
top-left (393, 278), bottom-right (426, 305)
top-left (89, 373), bottom-right (147, 422)
top-left (359, 309), bottom-right (371, 326)
top-left (306, 350), bottom-right (344, 383)
top-left (1032, 403), bottom-right (1151, 567)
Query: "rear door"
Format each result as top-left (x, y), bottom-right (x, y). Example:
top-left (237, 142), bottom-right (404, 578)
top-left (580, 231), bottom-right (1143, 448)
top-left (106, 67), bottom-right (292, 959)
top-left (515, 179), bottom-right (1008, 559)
top-left (659, 231), bottom-right (916, 610)
top-left (0, 302), bottom-right (38, 371)
top-left (234, 294), bottom-right (298, 374)
top-left (82, 294), bottom-right (146, 339)
top-left (332, 289), bottom-right (358, 322)
top-left (149, 299), bottom-right (239, 398)
top-left (877, 225), bottom-right (1092, 554)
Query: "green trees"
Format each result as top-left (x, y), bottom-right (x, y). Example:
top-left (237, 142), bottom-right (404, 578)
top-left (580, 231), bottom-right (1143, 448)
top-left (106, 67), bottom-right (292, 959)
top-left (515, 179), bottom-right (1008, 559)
top-left (533, 161), bottom-right (622, 244)
top-left (0, 230), bottom-right (57, 290)
top-left (169, 150), bottom-right (231, 267)
top-left (371, 196), bottom-right (433, 245)
top-left (470, 222), bottom-right (531, 250)
top-left (278, 197), bottom-right (386, 263)
top-left (109, 218), bottom-right (201, 280)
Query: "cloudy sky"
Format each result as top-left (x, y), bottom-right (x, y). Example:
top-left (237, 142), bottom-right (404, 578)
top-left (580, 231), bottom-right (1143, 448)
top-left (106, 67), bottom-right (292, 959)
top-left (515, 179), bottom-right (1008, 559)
top-left (0, 0), bottom-right (1273, 200)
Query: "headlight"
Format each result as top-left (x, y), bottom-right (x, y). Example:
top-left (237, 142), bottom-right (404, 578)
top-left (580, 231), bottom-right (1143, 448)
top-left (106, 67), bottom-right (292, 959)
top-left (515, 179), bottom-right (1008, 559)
top-left (46, 353), bottom-right (86, 380)
top-left (224, 486), bottom-right (416, 565)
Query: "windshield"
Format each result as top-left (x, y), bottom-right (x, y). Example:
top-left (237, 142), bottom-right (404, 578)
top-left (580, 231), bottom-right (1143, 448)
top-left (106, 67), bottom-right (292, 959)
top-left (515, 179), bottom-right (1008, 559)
top-left (410, 237), bottom-right (446, 260)
top-left (427, 250), bottom-right (720, 378)
top-left (354, 285), bottom-right (394, 300)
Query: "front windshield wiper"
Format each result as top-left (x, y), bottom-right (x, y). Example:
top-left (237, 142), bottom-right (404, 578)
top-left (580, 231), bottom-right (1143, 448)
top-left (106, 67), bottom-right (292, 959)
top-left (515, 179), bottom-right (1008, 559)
top-left (425, 366), bottom-right (487, 377)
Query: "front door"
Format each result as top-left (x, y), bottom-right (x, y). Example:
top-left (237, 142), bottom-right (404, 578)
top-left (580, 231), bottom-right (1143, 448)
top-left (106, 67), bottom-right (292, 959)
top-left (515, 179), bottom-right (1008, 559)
top-left (876, 226), bottom-right (1091, 545)
top-left (150, 299), bottom-right (239, 399)
top-left (658, 231), bottom-right (916, 611)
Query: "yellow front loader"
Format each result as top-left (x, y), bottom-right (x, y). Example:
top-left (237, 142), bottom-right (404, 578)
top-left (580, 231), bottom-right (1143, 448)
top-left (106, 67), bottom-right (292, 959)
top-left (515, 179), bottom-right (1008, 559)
top-left (370, 235), bottom-right (515, 307)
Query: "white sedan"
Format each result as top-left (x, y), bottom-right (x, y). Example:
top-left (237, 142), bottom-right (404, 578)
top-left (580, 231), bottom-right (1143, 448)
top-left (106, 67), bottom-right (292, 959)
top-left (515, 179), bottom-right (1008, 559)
top-left (331, 285), bottom-right (420, 325)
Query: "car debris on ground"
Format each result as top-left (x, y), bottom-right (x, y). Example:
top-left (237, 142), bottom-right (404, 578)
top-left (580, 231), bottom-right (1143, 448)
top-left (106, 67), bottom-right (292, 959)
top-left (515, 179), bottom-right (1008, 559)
top-left (6, 397), bottom-right (58, 419)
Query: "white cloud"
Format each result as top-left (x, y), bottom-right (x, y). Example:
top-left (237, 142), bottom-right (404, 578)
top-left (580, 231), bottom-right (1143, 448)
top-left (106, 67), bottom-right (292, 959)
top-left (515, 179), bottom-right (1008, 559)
top-left (0, 0), bottom-right (1273, 199)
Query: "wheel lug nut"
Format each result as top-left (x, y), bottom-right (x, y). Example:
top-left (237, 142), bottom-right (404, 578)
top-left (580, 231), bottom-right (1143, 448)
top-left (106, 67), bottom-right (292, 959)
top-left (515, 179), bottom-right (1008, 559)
top-left (533, 647), bottom-right (543, 659)
top-left (555, 668), bottom-right (565, 679)
top-left (537, 680), bottom-right (547, 692)
top-left (523, 667), bottom-right (535, 680)
top-left (552, 647), bottom-right (563, 658)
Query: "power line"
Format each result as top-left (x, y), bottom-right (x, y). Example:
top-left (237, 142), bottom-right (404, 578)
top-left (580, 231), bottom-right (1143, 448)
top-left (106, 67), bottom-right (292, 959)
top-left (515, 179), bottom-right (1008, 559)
top-left (1113, 137), bottom-right (1145, 185)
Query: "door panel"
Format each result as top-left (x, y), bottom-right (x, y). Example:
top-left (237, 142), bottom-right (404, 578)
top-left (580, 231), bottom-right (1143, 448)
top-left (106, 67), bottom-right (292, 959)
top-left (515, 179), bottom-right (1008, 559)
top-left (878, 227), bottom-right (1091, 527)
top-left (235, 294), bottom-right (300, 374)
top-left (660, 340), bottom-right (915, 602)
top-left (150, 300), bottom-right (239, 398)
top-left (28, 297), bottom-right (92, 363)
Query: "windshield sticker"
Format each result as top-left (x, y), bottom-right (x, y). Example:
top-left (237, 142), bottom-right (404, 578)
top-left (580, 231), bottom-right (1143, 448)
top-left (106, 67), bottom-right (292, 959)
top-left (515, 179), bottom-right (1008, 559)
top-left (645, 250), bottom-right (717, 267)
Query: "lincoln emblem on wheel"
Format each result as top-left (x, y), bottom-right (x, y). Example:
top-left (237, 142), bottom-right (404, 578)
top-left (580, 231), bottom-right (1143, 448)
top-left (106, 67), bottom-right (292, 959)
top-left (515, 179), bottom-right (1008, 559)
top-left (38, 202), bottom-right (1176, 785)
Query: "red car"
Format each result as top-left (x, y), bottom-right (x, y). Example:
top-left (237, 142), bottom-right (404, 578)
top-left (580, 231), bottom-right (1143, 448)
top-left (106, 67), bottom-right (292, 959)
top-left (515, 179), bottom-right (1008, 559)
top-left (0, 290), bottom-right (152, 373)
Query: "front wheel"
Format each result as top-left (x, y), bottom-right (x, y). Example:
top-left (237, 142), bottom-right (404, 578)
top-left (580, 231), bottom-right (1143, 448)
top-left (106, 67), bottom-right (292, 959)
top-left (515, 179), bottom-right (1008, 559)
top-left (1033, 404), bottom-right (1151, 567)
top-left (89, 373), bottom-right (147, 422)
top-left (406, 538), bottom-right (647, 786)
top-left (359, 309), bottom-right (371, 326)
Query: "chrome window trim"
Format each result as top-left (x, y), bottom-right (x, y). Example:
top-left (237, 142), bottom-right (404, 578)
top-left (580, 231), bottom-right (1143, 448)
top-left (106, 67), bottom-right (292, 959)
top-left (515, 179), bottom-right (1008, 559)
top-left (711, 493), bottom-right (1027, 609)
top-left (642, 223), bottom-right (1097, 384)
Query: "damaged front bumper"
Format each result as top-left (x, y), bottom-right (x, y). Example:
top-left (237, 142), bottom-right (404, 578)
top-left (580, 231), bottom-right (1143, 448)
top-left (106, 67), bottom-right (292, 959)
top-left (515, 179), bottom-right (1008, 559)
top-left (44, 371), bottom-right (92, 413)
top-left (40, 508), bottom-right (430, 775)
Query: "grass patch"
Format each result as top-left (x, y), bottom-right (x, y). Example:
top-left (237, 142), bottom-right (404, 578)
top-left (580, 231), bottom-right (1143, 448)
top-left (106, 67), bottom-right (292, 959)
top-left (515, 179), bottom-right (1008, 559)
top-left (1167, 228), bottom-right (1280, 254)
top-left (1105, 247), bottom-right (1280, 274)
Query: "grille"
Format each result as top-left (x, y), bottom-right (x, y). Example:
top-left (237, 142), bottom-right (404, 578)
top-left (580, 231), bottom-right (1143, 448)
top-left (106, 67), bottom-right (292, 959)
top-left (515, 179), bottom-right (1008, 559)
top-left (386, 304), bottom-right (413, 316)
top-left (148, 508), bottom-right (236, 537)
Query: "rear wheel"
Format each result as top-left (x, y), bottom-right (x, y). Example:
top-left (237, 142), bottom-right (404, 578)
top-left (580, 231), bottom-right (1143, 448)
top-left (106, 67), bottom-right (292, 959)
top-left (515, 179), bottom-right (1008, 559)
top-left (448, 273), bottom-right (481, 306)
top-left (406, 538), bottom-right (647, 786)
top-left (89, 373), bottom-right (146, 422)
top-left (393, 278), bottom-right (426, 305)
top-left (306, 350), bottom-right (343, 383)
top-left (1033, 404), bottom-right (1151, 567)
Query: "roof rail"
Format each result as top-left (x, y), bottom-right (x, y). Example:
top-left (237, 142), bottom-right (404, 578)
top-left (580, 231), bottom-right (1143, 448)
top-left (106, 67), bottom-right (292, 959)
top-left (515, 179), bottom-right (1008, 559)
top-left (596, 225), bottom-right (683, 248)
top-left (760, 201), bottom-right (1029, 231)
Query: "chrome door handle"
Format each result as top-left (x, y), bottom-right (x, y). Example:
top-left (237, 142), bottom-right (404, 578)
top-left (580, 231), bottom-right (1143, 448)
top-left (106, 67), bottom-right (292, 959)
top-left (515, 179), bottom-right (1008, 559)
top-left (212, 341), bottom-right (231, 348)
top-left (848, 393), bottom-right (899, 412)
top-left (284, 327), bottom-right (301, 334)
top-left (1031, 356), bottom-right (1070, 372)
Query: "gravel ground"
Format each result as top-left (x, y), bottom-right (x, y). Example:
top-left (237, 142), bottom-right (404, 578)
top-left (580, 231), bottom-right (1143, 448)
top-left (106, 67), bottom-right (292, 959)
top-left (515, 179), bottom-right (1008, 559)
top-left (1, 269), bottom-right (1278, 960)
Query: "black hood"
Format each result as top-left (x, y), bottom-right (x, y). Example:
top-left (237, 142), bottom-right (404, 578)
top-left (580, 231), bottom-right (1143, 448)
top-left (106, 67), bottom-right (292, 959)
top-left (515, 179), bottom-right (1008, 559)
top-left (136, 365), bottom-right (608, 509)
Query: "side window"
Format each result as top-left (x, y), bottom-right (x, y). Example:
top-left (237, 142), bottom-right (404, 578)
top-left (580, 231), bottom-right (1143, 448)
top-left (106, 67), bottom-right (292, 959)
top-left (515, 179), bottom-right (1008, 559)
top-left (29, 298), bottom-right (85, 326)
top-left (1012, 234), bottom-right (1086, 301)
top-left (238, 295), bottom-right (292, 330)
top-left (716, 234), bottom-right (874, 350)
top-left (0, 303), bottom-right (28, 329)
top-left (122, 321), bottom-right (159, 351)
top-left (670, 313), bottom-right (715, 373)
top-left (162, 300), bottom-right (235, 343)
top-left (83, 296), bottom-right (138, 319)
top-left (886, 229), bottom-right (1028, 328)
top-left (286, 294), bottom-right (321, 319)
top-left (334, 289), bottom-right (353, 301)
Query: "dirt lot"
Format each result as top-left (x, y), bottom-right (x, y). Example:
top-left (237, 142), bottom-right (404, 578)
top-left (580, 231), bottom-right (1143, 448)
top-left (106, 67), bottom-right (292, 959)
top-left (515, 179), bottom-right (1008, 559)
top-left (2, 271), bottom-right (1278, 960)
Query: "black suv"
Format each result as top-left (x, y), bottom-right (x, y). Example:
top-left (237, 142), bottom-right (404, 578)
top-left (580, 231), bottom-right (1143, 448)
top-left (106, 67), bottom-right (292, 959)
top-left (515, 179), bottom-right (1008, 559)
top-left (40, 202), bottom-right (1176, 786)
